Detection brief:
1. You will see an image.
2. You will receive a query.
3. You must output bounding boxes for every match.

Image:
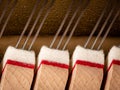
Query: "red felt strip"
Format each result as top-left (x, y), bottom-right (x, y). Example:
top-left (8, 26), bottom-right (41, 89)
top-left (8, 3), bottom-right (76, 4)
top-left (2, 59), bottom-right (35, 73)
top-left (108, 59), bottom-right (120, 71)
top-left (73, 60), bottom-right (104, 70)
top-left (38, 60), bottom-right (69, 70)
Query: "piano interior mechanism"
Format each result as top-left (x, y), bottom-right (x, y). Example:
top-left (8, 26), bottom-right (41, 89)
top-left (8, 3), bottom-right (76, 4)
top-left (0, 0), bottom-right (120, 90)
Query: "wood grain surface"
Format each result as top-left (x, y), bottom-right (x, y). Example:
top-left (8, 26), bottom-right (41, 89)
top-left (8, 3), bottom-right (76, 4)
top-left (0, 64), bottom-right (34, 90)
top-left (69, 64), bottom-right (103, 90)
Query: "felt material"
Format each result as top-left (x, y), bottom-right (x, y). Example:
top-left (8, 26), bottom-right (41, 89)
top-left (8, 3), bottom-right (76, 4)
top-left (2, 46), bottom-right (35, 68)
top-left (0, 36), bottom-right (120, 62)
top-left (105, 46), bottom-right (120, 90)
top-left (107, 46), bottom-right (120, 68)
top-left (69, 45), bottom-right (104, 90)
top-left (0, 46), bottom-right (35, 90)
top-left (3, 60), bottom-right (35, 70)
top-left (72, 45), bottom-right (104, 67)
top-left (37, 45), bottom-right (69, 67)
top-left (34, 45), bottom-right (69, 89)
top-left (73, 60), bottom-right (104, 69)
top-left (108, 60), bottom-right (120, 71)
top-left (39, 60), bottom-right (69, 69)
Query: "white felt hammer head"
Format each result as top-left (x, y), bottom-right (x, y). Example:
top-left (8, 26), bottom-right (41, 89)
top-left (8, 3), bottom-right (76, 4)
top-left (37, 45), bottom-right (70, 67)
top-left (72, 45), bottom-right (105, 67)
top-left (2, 46), bottom-right (35, 68)
top-left (107, 46), bottom-right (120, 68)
